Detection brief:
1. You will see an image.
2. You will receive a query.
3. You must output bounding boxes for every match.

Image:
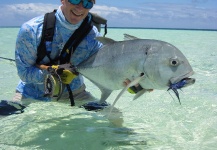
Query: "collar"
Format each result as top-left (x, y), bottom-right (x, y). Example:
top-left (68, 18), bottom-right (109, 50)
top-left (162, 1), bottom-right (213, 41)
top-left (56, 6), bottom-right (82, 31)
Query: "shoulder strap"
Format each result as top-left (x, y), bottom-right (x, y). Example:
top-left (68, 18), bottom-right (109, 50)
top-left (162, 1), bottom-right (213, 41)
top-left (36, 10), bottom-right (56, 64)
top-left (59, 14), bottom-right (93, 64)
top-left (36, 11), bottom-right (102, 65)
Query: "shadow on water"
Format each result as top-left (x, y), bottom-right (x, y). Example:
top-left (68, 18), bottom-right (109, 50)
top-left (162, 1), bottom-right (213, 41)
top-left (0, 102), bottom-right (151, 150)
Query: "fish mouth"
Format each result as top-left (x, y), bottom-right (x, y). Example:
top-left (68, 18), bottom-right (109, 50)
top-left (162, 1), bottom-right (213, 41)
top-left (169, 71), bottom-right (194, 84)
top-left (167, 71), bottom-right (195, 105)
top-left (168, 72), bottom-right (196, 104)
top-left (181, 78), bottom-right (195, 88)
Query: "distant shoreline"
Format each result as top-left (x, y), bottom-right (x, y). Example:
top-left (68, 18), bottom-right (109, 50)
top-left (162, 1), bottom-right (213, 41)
top-left (0, 26), bottom-right (216, 31)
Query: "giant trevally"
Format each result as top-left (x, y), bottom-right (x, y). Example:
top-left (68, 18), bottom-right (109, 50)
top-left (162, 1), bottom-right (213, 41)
top-left (0, 34), bottom-right (195, 115)
top-left (77, 34), bottom-right (195, 108)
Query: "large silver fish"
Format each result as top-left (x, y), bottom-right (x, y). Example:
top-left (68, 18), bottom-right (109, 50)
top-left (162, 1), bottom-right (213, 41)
top-left (77, 34), bottom-right (195, 107)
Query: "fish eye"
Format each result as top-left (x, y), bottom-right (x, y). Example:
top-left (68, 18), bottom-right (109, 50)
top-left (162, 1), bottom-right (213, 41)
top-left (170, 58), bottom-right (180, 66)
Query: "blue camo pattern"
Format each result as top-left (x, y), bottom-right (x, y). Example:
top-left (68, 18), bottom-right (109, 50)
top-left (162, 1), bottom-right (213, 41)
top-left (15, 6), bottom-right (102, 101)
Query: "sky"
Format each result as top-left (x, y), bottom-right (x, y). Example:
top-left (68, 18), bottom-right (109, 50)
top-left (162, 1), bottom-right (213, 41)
top-left (0, 0), bottom-right (216, 29)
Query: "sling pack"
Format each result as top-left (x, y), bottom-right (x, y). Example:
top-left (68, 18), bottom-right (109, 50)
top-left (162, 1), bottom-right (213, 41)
top-left (36, 10), bottom-right (107, 65)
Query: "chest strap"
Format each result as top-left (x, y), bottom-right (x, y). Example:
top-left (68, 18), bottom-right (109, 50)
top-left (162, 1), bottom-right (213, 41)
top-left (36, 10), bottom-right (93, 65)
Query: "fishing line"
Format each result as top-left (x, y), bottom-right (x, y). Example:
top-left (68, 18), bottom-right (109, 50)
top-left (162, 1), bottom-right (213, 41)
top-left (0, 57), bottom-right (15, 62)
top-left (0, 57), bottom-right (16, 66)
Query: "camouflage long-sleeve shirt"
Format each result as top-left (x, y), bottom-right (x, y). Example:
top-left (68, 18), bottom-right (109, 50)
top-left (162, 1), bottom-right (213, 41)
top-left (15, 6), bottom-right (102, 101)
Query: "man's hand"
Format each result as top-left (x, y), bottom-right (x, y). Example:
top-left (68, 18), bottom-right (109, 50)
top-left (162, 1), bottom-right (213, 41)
top-left (50, 64), bottom-right (78, 84)
top-left (123, 79), bottom-right (153, 94)
top-left (36, 64), bottom-right (78, 84)
top-left (58, 69), bottom-right (77, 84)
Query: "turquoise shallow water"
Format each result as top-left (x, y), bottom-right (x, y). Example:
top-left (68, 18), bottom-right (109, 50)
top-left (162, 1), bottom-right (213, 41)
top-left (0, 27), bottom-right (217, 150)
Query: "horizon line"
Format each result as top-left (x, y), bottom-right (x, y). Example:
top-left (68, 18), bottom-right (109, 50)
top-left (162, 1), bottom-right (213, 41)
top-left (0, 26), bottom-right (216, 31)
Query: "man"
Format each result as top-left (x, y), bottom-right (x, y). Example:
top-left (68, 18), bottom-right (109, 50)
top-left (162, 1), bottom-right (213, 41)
top-left (14, 0), bottom-right (102, 102)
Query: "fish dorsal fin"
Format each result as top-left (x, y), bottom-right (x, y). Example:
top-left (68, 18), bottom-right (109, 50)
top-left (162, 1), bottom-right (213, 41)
top-left (124, 34), bottom-right (140, 41)
top-left (96, 37), bottom-right (116, 45)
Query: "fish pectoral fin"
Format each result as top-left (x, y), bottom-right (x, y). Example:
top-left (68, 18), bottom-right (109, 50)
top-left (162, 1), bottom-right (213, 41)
top-left (108, 87), bottom-right (128, 116)
top-left (108, 75), bottom-right (145, 116)
top-left (133, 89), bottom-right (148, 100)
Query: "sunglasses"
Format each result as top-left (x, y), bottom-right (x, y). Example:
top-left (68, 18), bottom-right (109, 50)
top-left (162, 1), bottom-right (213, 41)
top-left (68, 0), bottom-right (94, 9)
